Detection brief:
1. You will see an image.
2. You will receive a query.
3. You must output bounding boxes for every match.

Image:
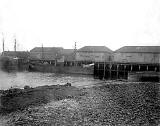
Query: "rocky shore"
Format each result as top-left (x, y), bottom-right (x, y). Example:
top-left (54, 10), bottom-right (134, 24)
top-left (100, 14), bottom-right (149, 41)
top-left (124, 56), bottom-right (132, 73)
top-left (0, 82), bottom-right (160, 126)
top-left (0, 83), bottom-right (81, 113)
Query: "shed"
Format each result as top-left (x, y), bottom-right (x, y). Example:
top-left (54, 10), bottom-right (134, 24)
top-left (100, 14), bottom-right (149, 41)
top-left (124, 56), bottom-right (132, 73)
top-left (114, 46), bottom-right (160, 64)
top-left (30, 47), bottom-right (63, 60)
top-left (76, 46), bottom-right (113, 62)
top-left (2, 51), bottom-right (30, 59)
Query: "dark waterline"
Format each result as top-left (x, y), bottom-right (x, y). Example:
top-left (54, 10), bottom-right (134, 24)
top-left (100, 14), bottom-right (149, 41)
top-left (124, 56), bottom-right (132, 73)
top-left (0, 71), bottom-right (100, 90)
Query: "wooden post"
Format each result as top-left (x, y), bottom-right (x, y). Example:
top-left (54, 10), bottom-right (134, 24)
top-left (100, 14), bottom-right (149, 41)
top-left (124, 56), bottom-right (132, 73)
top-left (109, 64), bottom-right (112, 79)
top-left (97, 62), bottom-right (99, 78)
top-left (103, 62), bottom-right (106, 80)
top-left (124, 65), bottom-right (126, 78)
top-left (147, 65), bottom-right (148, 71)
top-left (117, 64), bottom-right (119, 79)
top-left (55, 60), bottom-right (57, 66)
top-left (75, 61), bottom-right (77, 66)
top-left (155, 67), bottom-right (157, 72)
top-left (131, 65), bottom-right (133, 71)
top-left (139, 65), bottom-right (141, 71)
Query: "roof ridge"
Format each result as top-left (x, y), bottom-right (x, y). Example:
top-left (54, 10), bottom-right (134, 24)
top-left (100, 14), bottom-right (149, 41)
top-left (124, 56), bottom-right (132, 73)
top-left (115, 46), bottom-right (160, 53)
top-left (77, 46), bottom-right (112, 52)
top-left (118, 45), bottom-right (160, 48)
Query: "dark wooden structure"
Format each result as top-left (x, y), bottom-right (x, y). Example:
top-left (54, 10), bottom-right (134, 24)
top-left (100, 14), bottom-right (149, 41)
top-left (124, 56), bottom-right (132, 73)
top-left (94, 62), bottom-right (160, 81)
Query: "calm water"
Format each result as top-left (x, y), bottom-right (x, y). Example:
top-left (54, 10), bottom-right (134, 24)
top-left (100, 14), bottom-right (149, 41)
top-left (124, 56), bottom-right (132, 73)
top-left (0, 71), bottom-right (101, 90)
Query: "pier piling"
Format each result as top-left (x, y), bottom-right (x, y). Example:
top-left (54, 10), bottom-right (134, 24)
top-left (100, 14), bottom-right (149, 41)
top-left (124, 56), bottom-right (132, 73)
top-left (94, 62), bottom-right (160, 81)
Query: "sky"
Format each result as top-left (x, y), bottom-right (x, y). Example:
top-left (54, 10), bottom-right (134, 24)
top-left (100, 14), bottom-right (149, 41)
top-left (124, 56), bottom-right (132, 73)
top-left (0, 0), bottom-right (160, 52)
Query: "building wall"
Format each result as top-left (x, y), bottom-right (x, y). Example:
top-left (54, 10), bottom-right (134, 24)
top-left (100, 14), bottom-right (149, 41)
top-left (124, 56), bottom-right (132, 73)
top-left (30, 52), bottom-right (65, 63)
top-left (76, 52), bottom-right (112, 62)
top-left (114, 52), bottom-right (160, 64)
top-left (2, 51), bottom-right (30, 59)
top-left (30, 52), bottom-right (58, 60)
top-left (30, 52), bottom-right (42, 59)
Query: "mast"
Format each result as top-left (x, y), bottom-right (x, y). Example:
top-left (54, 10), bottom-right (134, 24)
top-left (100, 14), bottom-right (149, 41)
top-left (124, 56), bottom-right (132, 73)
top-left (1, 33), bottom-right (5, 56)
top-left (74, 42), bottom-right (77, 57)
top-left (3, 38), bottom-right (4, 53)
top-left (2, 33), bottom-right (4, 54)
top-left (14, 38), bottom-right (17, 52)
top-left (41, 44), bottom-right (44, 59)
top-left (74, 42), bottom-right (77, 64)
top-left (74, 41), bottom-right (77, 51)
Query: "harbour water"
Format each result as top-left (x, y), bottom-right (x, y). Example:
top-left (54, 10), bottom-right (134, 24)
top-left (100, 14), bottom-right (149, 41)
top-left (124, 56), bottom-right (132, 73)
top-left (0, 70), bottom-right (101, 90)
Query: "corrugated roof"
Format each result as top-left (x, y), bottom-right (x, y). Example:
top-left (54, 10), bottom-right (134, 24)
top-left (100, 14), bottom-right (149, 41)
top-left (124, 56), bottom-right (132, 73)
top-left (77, 46), bottom-right (112, 53)
top-left (115, 46), bottom-right (160, 53)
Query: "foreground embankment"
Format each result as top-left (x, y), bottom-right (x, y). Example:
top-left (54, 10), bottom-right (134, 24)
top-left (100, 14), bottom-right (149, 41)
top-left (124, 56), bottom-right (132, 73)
top-left (0, 82), bottom-right (160, 125)
top-left (0, 84), bottom-right (81, 113)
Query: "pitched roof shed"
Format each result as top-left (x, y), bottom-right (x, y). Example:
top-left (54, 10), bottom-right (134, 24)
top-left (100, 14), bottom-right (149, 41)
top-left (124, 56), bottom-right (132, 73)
top-left (115, 46), bottom-right (160, 53)
top-left (77, 46), bottom-right (112, 53)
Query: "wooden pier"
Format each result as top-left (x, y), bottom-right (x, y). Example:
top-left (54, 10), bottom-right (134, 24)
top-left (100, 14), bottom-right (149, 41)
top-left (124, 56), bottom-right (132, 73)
top-left (94, 62), bottom-right (160, 81)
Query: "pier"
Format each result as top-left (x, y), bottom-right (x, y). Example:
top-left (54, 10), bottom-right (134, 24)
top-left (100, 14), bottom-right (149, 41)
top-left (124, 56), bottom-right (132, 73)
top-left (94, 62), bottom-right (160, 81)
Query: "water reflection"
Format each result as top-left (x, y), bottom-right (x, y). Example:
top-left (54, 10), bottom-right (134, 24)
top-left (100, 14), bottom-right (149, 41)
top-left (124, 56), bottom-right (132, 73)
top-left (0, 71), bottom-right (101, 90)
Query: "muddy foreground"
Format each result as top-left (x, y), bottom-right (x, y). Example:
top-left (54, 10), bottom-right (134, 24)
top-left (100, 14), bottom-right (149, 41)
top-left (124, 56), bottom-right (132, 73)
top-left (0, 82), bottom-right (160, 126)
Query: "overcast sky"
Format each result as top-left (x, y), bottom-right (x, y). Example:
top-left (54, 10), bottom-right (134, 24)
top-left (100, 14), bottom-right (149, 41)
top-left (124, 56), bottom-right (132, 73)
top-left (0, 0), bottom-right (160, 52)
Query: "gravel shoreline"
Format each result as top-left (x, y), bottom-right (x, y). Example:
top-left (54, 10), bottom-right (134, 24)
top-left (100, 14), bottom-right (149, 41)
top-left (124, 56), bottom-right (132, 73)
top-left (1, 82), bottom-right (160, 126)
